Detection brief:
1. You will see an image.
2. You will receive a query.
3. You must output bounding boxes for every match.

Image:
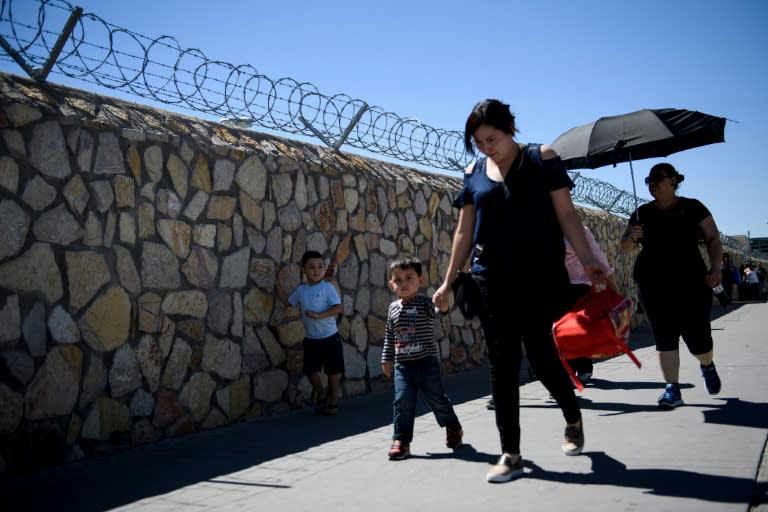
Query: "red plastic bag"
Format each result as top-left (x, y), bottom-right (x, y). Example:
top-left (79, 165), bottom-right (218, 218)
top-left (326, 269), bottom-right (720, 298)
top-left (552, 287), bottom-right (641, 391)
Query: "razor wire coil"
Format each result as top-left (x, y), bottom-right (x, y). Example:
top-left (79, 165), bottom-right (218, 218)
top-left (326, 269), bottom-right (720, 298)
top-left (0, 0), bottom-right (751, 255)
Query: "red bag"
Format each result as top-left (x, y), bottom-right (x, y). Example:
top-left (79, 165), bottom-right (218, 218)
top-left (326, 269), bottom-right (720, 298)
top-left (552, 287), bottom-right (641, 391)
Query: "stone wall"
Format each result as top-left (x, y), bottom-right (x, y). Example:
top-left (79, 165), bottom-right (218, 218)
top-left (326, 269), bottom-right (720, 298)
top-left (0, 72), bottom-right (637, 474)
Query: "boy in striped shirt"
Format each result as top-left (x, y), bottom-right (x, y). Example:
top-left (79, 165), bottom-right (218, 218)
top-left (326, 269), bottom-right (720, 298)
top-left (382, 257), bottom-right (463, 460)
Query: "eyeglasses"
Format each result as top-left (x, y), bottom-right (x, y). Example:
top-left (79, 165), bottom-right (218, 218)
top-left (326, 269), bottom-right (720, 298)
top-left (644, 174), bottom-right (670, 185)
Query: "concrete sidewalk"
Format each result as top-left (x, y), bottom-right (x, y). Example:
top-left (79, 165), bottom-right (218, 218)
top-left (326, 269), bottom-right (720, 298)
top-left (3, 302), bottom-right (767, 512)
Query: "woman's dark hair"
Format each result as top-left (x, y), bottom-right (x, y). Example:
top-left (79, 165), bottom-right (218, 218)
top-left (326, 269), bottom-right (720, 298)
top-left (650, 162), bottom-right (685, 190)
top-left (463, 99), bottom-right (518, 154)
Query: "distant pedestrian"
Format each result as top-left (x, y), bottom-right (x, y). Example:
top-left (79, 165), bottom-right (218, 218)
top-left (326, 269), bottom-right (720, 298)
top-left (382, 257), bottom-right (463, 460)
top-left (277, 251), bottom-right (344, 415)
top-left (621, 163), bottom-right (723, 408)
top-left (744, 264), bottom-right (760, 301)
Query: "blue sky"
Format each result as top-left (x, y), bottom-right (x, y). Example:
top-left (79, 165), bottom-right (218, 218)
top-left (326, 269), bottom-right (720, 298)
top-left (2, 0), bottom-right (767, 239)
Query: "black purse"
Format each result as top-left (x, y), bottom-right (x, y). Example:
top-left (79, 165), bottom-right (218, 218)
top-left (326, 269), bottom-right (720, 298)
top-left (451, 271), bottom-right (481, 318)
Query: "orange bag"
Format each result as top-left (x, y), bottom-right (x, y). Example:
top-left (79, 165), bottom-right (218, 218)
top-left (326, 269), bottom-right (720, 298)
top-left (552, 287), bottom-right (641, 391)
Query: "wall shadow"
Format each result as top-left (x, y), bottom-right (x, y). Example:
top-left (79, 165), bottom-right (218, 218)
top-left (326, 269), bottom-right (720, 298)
top-left (0, 366), bottom-right (493, 512)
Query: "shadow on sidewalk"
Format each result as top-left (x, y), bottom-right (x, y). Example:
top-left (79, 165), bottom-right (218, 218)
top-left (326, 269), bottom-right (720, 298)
top-left (523, 392), bottom-right (768, 432)
top-left (0, 367), bottom-right (492, 512)
top-left (525, 451), bottom-right (754, 504)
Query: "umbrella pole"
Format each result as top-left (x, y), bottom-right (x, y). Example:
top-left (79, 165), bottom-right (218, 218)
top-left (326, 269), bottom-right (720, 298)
top-left (628, 153), bottom-right (640, 221)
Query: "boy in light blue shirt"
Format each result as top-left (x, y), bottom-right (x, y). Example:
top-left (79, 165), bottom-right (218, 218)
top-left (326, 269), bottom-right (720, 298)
top-left (278, 251), bottom-right (344, 415)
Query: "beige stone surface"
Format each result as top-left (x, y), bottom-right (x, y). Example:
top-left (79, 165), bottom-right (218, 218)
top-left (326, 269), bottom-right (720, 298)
top-left (79, 287), bottom-right (131, 352)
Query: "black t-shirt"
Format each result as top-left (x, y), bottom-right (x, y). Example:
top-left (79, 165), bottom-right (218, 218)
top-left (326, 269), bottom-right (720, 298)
top-left (452, 143), bottom-right (574, 289)
top-left (630, 197), bottom-right (711, 285)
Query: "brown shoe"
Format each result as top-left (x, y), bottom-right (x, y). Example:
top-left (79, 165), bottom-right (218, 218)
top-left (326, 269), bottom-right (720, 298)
top-left (388, 440), bottom-right (410, 460)
top-left (445, 426), bottom-right (463, 449)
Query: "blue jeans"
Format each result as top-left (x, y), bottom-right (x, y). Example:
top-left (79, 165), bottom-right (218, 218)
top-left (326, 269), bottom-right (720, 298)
top-left (392, 357), bottom-right (461, 443)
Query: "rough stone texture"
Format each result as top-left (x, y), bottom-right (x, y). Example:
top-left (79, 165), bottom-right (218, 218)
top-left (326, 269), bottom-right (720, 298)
top-left (89, 180), bottom-right (115, 213)
top-left (22, 301), bottom-right (47, 356)
top-left (135, 334), bottom-right (163, 392)
top-left (33, 203), bottom-right (84, 245)
top-left (0, 383), bottom-right (23, 433)
top-left (47, 305), bottom-right (80, 344)
top-left (166, 152), bottom-right (189, 199)
top-left (181, 245), bottom-right (219, 288)
top-left (141, 241), bottom-right (181, 289)
top-left (0, 156), bottom-right (20, 194)
top-left (179, 372), bottom-right (216, 422)
top-left (21, 175), bottom-right (56, 212)
top-left (130, 389), bottom-right (155, 417)
top-left (79, 355), bottom-right (106, 409)
top-left (114, 245), bottom-right (142, 295)
top-left (157, 218), bottom-right (191, 258)
top-left (0, 295), bottom-right (21, 343)
top-left (29, 121), bottom-right (71, 179)
top-left (137, 292), bottom-right (162, 333)
top-left (65, 250), bottom-right (110, 311)
top-left (207, 292), bottom-right (232, 335)
top-left (219, 246), bottom-right (250, 288)
top-left (79, 287), bottom-right (131, 352)
top-left (93, 132), bottom-right (126, 175)
top-left (161, 290), bottom-right (208, 318)
top-left (252, 369), bottom-right (289, 403)
top-left (156, 188), bottom-right (182, 219)
top-left (161, 338), bottom-right (192, 390)
top-left (151, 390), bottom-right (182, 428)
top-left (1, 351), bottom-right (34, 385)
top-left (243, 287), bottom-right (274, 324)
top-left (63, 174), bottom-right (89, 215)
top-left (342, 343), bottom-right (366, 379)
top-left (201, 335), bottom-right (242, 380)
top-left (24, 346), bottom-right (82, 420)
top-left (83, 212), bottom-right (103, 246)
top-left (81, 397), bottom-right (131, 440)
top-left (183, 190), bottom-right (209, 221)
top-left (216, 376), bottom-right (250, 420)
top-left (109, 345), bottom-right (143, 398)
top-left (0, 242), bottom-right (63, 304)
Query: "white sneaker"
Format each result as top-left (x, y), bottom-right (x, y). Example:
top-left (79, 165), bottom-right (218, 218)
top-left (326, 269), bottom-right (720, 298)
top-left (563, 420), bottom-right (584, 456)
top-left (486, 454), bottom-right (524, 483)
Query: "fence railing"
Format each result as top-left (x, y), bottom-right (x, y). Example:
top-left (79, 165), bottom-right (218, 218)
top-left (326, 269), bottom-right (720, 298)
top-left (0, 0), bottom-right (749, 255)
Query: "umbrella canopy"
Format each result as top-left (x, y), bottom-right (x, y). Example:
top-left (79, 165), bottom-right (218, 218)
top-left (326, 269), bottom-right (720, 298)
top-left (552, 108), bottom-right (726, 171)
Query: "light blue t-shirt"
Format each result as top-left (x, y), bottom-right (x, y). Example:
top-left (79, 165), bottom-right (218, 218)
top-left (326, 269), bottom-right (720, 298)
top-left (287, 280), bottom-right (341, 339)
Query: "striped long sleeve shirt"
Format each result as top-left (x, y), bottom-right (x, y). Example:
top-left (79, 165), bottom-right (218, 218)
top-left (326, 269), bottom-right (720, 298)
top-left (382, 294), bottom-right (441, 364)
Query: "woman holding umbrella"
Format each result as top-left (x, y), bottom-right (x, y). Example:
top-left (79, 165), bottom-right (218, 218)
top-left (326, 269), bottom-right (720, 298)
top-left (432, 99), bottom-right (607, 483)
top-left (620, 162), bottom-right (723, 408)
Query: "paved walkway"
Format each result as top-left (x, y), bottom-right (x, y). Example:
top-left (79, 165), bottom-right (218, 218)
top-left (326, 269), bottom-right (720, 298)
top-left (3, 302), bottom-right (767, 512)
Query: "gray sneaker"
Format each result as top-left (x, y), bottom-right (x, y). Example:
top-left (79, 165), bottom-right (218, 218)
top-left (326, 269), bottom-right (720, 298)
top-left (563, 421), bottom-right (584, 456)
top-left (486, 454), bottom-right (524, 483)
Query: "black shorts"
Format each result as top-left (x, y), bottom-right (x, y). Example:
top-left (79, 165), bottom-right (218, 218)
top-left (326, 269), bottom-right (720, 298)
top-left (303, 333), bottom-right (345, 376)
top-left (639, 280), bottom-right (713, 354)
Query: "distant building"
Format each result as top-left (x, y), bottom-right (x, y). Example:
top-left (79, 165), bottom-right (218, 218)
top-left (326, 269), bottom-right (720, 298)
top-left (750, 237), bottom-right (768, 257)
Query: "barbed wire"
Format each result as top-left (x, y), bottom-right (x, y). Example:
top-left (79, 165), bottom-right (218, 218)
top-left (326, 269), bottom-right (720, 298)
top-left (0, 0), bottom-right (470, 170)
top-left (0, 0), bottom-right (751, 256)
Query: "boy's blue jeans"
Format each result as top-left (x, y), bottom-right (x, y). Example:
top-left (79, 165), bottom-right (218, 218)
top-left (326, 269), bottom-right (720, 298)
top-left (392, 357), bottom-right (461, 443)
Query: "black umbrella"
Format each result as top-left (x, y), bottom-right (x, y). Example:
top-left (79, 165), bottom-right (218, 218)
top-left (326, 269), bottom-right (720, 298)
top-left (552, 108), bottom-right (726, 211)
